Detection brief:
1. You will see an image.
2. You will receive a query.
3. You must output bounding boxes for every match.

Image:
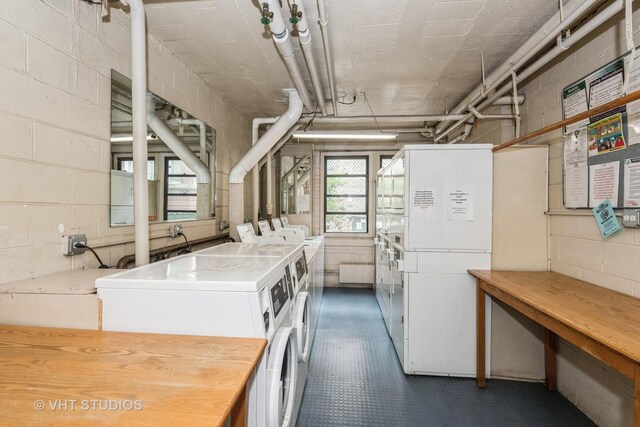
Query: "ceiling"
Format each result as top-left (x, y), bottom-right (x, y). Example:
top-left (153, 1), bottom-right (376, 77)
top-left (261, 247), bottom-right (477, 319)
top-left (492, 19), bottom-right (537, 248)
top-left (144, 0), bottom-right (560, 120)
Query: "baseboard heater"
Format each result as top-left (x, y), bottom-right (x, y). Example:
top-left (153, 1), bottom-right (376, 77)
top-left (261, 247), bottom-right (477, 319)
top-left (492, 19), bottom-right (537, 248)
top-left (339, 262), bottom-right (375, 284)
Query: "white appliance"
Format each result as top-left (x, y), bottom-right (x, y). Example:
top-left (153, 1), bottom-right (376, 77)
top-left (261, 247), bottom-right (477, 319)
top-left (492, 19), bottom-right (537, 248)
top-left (280, 216), bottom-right (310, 238)
top-left (238, 222), bottom-right (288, 245)
top-left (261, 219), bottom-right (305, 243)
top-left (96, 248), bottom-right (301, 427)
top-left (375, 144), bottom-right (493, 377)
top-left (194, 242), bottom-right (311, 424)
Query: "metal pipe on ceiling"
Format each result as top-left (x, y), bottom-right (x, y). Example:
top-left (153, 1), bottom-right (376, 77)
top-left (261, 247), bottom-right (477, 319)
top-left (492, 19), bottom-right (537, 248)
top-left (317, 0), bottom-right (338, 116)
top-left (435, 0), bottom-right (611, 143)
top-left (261, 0), bottom-right (313, 109)
top-left (439, 0), bottom-right (624, 143)
top-left (294, 0), bottom-right (327, 116)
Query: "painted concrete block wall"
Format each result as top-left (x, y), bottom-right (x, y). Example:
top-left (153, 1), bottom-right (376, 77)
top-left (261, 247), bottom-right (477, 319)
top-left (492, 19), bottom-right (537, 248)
top-left (0, 1), bottom-right (251, 285)
top-left (520, 10), bottom-right (640, 427)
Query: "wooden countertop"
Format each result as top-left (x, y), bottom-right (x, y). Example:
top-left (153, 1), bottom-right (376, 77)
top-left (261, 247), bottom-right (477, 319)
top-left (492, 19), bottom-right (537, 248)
top-left (0, 325), bottom-right (266, 426)
top-left (468, 270), bottom-right (640, 364)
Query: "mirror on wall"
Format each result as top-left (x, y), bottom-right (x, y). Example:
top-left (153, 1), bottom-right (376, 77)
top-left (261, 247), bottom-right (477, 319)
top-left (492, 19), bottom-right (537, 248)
top-left (110, 70), bottom-right (216, 226)
top-left (280, 155), bottom-right (311, 214)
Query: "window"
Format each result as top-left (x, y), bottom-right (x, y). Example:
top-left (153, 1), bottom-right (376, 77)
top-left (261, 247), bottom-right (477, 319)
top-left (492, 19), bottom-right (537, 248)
top-left (164, 157), bottom-right (197, 221)
top-left (117, 158), bottom-right (155, 180)
top-left (380, 155), bottom-right (394, 170)
top-left (324, 156), bottom-right (368, 233)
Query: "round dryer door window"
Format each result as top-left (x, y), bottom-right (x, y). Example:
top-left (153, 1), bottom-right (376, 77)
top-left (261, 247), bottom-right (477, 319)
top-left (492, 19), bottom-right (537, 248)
top-left (267, 326), bottom-right (298, 427)
top-left (293, 291), bottom-right (310, 363)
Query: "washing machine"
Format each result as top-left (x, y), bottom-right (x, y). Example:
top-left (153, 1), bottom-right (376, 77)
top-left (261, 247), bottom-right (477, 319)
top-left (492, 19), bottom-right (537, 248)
top-left (96, 251), bottom-right (300, 427)
top-left (196, 242), bottom-right (312, 423)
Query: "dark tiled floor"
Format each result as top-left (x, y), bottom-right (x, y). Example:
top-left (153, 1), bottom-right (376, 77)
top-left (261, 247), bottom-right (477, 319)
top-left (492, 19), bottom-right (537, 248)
top-left (297, 287), bottom-right (595, 427)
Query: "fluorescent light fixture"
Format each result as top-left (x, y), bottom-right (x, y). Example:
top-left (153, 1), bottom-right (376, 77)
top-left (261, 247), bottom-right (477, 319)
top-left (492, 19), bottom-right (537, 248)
top-left (292, 131), bottom-right (397, 140)
top-left (110, 134), bottom-right (159, 142)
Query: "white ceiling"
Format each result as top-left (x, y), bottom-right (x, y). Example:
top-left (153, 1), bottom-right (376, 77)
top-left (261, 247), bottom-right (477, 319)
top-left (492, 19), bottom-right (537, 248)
top-left (144, 0), bottom-right (560, 119)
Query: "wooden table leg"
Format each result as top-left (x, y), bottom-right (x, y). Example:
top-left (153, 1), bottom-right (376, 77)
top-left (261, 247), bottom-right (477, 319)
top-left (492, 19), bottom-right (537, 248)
top-left (476, 279), bottom-right (486, 388)
top-left (230, 385), bottom-right (247, 427)
top-left (544, 329), bottom-right (558, 391)
top-left (635, 365), bottom-right (640, 427)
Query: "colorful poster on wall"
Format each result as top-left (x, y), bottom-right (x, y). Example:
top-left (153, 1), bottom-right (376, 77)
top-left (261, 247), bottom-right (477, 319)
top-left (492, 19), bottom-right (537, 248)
top-left (591, 199), bottom-right (621, 239)
top-left (589, 161), bottom-right (620, 206)
top-left (623, 157), bottom-right (640, 207)
top-left (587, 113), bottom-right (626, 156)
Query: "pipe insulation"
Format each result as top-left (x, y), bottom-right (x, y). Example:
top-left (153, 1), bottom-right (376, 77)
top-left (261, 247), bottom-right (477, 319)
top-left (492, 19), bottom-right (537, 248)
top-left (121, 0), bottom-right (149, 266)
top-left (229, 90), bottom-right (303, 239)
top-left (317, 0), bottom-right (338, 115)
top-left (294, 0), bottom-right (327, 116)
top-left (438, 0), bottom-right (625, 143)
top-left (251, 118), bottom-right (278, 227)
top-left (263, 0), bottom-right (313, 109)
top-left (435, 0), bottom-right (609, 140)
top-left (147, 95), bottom-right (212, 220)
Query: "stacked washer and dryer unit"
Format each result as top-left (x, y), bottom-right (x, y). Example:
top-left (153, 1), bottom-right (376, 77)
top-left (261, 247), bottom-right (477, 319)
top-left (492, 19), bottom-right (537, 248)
top-left (96, 241), bottom-right (311, 427)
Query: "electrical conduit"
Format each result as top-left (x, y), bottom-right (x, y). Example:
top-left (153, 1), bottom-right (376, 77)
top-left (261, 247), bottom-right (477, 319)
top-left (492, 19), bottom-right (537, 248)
top-left (147, 94), bottom-right (212, 220)
top-left (229, 90), bottom-right (303, 240)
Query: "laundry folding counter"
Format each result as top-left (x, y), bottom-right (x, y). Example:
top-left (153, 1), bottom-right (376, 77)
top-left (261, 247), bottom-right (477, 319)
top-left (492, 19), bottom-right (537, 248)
top-left (0, 325), bottom-right (265, 427)
top-left (468, 270), bottom-right (640, 426)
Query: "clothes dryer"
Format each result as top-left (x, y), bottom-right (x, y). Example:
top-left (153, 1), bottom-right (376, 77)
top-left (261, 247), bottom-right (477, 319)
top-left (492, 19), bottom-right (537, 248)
top-left (96, 252), bottom-right (299, 427)
top-left (196, 242), bottom-right (312, 423)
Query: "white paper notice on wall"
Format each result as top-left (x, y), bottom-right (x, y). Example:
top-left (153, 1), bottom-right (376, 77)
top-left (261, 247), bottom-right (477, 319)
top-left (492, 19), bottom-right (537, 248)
top-left (297, 194), bottom-right (310, 213)
top-left (623, 157), bottom-right (640, 207)
top-left (446, 187), bottom-right (474, 221)
top-left (589, 161), bottom-right (620, 207)
top-left (411, 188), bottom-right (437, 220)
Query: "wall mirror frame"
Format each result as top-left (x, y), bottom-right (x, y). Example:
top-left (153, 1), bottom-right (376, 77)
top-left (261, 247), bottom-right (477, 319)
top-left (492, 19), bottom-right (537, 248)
top-left (110, 70), bottom-right (216, 226)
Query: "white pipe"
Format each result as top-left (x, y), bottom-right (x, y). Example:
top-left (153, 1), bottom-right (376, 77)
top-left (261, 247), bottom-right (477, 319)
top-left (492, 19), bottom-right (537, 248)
top-left (469, 107), bottom-right (516, 120)
top-left (448, 119), bottom-right (475, 144)
top-left (494, 95), bottom-right (525, 106)
top-left (175, 118), bottom-right (207, 162)
top-left (147, 95), bottom-right (212, 219)
top-left (304, 114), bottom-right (466, 123)
top-left (251, 118), bottom-right (278, 227)
top-left (512, 72), bottom-right (521, 138)
top-left (435, 0), bottom-right (605, 139)
top-left (122, 0), bottom-right (149, 266)
top-left (229, 90), bottom-right (303, 239)
top-left (258, 125), bottom-right (302, 169)
top-left (438, 0), bottom-right (624, 142)
top-left (317, 0), bottom-right (338, 115)
top-left (263, 0), bottom-right (313, 109)
top-left (266, 150), bottom-right (273, 218)
top-left (295, 0), bottom-right (326, 116)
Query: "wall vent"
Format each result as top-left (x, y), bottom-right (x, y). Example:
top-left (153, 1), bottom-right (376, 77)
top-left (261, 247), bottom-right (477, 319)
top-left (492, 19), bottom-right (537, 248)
top-left (339, 262), bottom-right (375, 284)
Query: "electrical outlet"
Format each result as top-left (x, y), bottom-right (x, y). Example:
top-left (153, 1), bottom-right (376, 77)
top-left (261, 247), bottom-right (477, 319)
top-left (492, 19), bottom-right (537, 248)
top-left (622, 209), bottom-right (640, 228)
top-left (170, 224), bottom-right (183, 237)
top-left (62, 234), bottom-right (87, 256)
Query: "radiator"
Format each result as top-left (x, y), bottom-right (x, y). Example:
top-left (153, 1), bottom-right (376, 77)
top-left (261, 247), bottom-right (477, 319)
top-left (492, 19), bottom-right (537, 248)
top-left (339, 262), bottom-right (375, 284)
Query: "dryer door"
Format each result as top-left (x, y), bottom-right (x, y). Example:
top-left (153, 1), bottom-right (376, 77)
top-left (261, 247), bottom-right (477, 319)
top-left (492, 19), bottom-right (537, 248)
top-left (267, 326), bottom-right (298, 427)
top-left (293, 291), bottom-right (311, 363)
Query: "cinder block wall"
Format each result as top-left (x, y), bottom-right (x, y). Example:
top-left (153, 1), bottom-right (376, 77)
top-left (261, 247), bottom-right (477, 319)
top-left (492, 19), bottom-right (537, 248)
top-left (519, 9), bottom-right (640, 426)
top-left (0, 1), bottom-right (251, 284)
